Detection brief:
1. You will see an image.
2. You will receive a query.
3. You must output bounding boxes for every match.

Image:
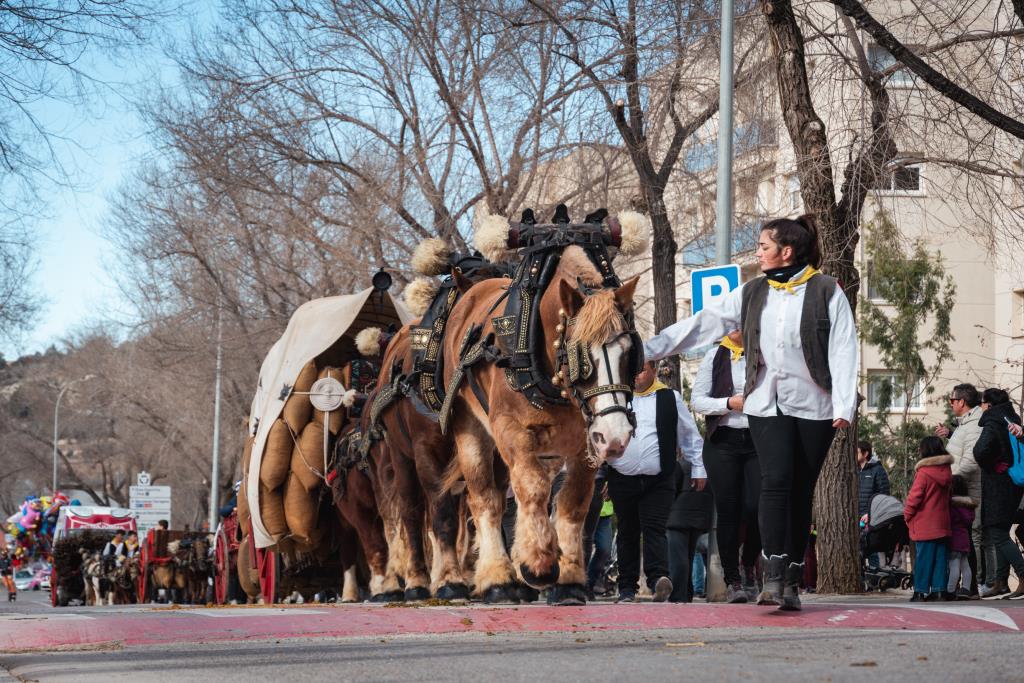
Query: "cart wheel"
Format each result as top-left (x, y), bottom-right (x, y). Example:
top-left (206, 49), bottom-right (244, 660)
top-left (257, 547), bottom-right (277, 604)
top-left (214, 527), bottom-right (229, 604)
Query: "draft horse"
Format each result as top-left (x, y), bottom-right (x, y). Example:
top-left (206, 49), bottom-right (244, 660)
top-left (440, 210), bottom-right (645, 604)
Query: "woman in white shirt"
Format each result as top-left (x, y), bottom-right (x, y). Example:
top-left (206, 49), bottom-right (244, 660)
top-left (691, 330), bottom-right (761, 603)
top-left (646, 215), bottom-right (858, 611)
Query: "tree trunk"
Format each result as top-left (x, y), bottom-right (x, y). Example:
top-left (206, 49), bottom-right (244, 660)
top-left (646, 190), bottom-right (679, 386)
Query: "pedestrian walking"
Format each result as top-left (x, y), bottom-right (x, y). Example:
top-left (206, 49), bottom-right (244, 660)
top-left (904, 437), bottom-right (953, 602)
top-left (586, 483), bottom-right (614, 597)
top-left (948, 475), bottom-right (977, 600)
top-left (972, 388), bottom-right (1024, 599)
top-left (691, 329), bottom-right (762, 602)
top-left (644, 214), bottom-right (858, 610)
top-left (606, 360), bottom-right (706, 603)
top-left (667, 458), bottom-right (714, 602)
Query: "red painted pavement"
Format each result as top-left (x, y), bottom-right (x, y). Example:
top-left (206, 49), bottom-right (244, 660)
top-left (2, 602), bottom-right (1020, 652)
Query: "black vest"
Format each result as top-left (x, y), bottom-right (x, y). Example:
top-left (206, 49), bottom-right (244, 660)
top-left (655, 388), bottom-right (678, 478)
top-left (740, 273), bottom-right (836, 396)
top-left (704, 345), bottom-right (735, 439)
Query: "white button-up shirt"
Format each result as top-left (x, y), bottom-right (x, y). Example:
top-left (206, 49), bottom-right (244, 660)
top-left (607, 388), bottom-right (706, 477)
top-left (692, 346), bottom-right (749, 429)
top-left (644, 268), bottom-right (858, 422)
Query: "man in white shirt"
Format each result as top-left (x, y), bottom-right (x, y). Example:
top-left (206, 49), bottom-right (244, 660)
top-left (606, 360), bottom-right (706, 603)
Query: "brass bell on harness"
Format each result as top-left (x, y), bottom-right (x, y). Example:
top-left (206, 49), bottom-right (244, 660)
top-left (555, 323), bottom-right (565, 334)
top-left (552, 375), bottom-right (561, 385)
top-left (560, 390), bottom-right (569, 399)
top-left (558, 370), bottom-right (565, 379)
top-left (558, 308), bottom-right (566, 318)
top-left (553, 339), bottom-right (561, 349)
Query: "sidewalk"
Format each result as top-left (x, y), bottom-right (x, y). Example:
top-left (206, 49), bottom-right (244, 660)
top-left (1, 592), bottom-right (1020, 653)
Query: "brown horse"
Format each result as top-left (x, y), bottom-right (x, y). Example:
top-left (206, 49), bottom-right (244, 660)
top-left (441, 244), bottom-right (640, 603)
top-left (371, 321), bottom-right (474, 600)
top-left (331, 409), bottom-right (405, 601)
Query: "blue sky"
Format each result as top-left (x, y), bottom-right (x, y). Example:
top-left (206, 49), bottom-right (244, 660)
top-left (2, 6), bottom-right (214, 361)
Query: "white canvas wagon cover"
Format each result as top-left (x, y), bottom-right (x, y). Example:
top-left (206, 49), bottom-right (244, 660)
top-left (246, 287), bottom-right (412, 549)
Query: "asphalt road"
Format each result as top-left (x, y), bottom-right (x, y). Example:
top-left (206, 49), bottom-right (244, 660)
top-left (1, 589), bottom-right (1021, 682)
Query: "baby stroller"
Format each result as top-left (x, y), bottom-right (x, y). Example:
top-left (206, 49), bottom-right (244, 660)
top-left (860, 494), bottom-right (914, 592)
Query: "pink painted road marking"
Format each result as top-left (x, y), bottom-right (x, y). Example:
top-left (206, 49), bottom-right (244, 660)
top-left (1, 603), bottom-right (1020, 652)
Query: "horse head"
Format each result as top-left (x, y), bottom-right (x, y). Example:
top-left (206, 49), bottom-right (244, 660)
top-left (554, 270), bottom-right (641, 462)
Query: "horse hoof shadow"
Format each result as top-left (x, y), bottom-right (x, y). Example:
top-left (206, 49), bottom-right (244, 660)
top-left (546, 583), bottom-right (587, 606)
top-left (436, 583), bottom-right (470, 601)
top-left (519, 561), bottom-right (559, 589)
top-left (404, 586), bottom-right (431, 602)
top-left (482, 583), bottom-right (520, 604)
top-left (515, 583), bottom-right (540, 603)
top-left (370, 590), bottom-right (405, 603)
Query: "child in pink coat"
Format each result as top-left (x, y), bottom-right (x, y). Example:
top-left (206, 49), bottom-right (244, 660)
top-left (947, 475), bottom-right (977, 600)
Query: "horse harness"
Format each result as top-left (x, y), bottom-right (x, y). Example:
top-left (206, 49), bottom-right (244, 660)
top-left (439, 212), bottom-right (644, 434)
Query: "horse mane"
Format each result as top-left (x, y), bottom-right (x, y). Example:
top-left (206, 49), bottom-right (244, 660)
top-left (558, 245), bottom-right (601, 287)
top-left (570, 289), bottom-right (625, 347)
top-left (556, 245), bottom-right (626, 346)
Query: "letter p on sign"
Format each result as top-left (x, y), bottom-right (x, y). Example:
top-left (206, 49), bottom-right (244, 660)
top-left (690, 264), bottom-right (741, 314)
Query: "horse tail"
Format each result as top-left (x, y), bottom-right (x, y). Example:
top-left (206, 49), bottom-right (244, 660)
top-left (439, 457), bottom-right (463, 496)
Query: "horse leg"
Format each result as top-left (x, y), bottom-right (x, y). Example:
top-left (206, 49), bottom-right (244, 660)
top-left (390, 449), bottom-right (431, 601)
top-left (340, 475), bottom-right (402, 601)
top-left (549, 452), bottom-right (597, 605)
top-left (453, 417), bottom-right (515, 601)
top-left (415, 441), bottom-right (469, 600)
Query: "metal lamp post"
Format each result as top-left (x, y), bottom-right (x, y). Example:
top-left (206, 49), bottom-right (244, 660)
top-left (52, 375), bottom-right (95, 493)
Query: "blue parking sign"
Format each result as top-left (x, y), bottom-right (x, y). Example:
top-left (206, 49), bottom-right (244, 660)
top-left (690, 264), bottom-right (741, 313)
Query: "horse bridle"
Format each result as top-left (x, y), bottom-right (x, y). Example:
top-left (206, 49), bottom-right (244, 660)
top-left (552, 306), bottom-right (641, 432)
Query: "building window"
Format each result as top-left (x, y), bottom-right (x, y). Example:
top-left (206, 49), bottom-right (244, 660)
top-left (865, 260), bottom-right (885, 301)
top-left (1013, 290), bottom-right (1024, 338)
top-left (867, 44), bottom-right (914, 87)
top-left (866, 372), bottom-right (924, 411)
top-left (869, 162), bottom-right (923, 194)
top-left (788, 176), bottom-right (801, 211)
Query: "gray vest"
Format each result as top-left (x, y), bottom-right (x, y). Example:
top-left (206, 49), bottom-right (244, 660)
top-left (740, 273), bottom-right (837, 396)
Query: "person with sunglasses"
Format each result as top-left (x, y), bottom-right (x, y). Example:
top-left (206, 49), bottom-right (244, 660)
top-left (941, 383), bottom-right (985, 597)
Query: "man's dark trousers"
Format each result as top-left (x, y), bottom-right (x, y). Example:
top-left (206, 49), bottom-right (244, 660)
top-left (608, 470), bottom-right (674, 595)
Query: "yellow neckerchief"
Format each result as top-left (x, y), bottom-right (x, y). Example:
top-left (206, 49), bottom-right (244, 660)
top-left (766, 266), bottom-right (819, 295)
top-left (634, 380), bottom-right (668, 398)
top-left (719, 336), bottom-right (744, 361)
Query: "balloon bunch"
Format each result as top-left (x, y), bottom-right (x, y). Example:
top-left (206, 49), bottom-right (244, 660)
top-left (4, 492), bottom-right (72, 563)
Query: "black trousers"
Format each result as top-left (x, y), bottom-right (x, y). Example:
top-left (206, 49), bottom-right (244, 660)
top-left (747, 412), bottom-right (836, 562)
top-left (667, 528), bottom-right (698, 602)
top-left (607, 469), bottom-right (674, 594)
top-left (703, 427), bottom-right (761, 585)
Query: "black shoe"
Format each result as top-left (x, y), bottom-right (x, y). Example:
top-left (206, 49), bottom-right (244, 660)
top-left (616, 591), bottom-right (636, 603)
top-left (924, 592), bottom-right (940, 602)
top-left (941, 591), bottom-right (957, 602)
top-left (909, 592), bottom-right (927, 602)
top-left (756, 553), bottom-right (786, 606)
top-left (780, 561), bottom-right (803, 611)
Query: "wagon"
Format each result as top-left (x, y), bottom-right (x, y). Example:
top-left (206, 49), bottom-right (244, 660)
top-left (222, 278), bottom-right (411, 603)
top-left (50, 506), bottom-right (137, 607)
top-left (137, 528), bottom-right (213, 604)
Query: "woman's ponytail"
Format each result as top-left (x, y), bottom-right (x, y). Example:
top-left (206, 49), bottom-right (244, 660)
top-left (761, 213), bottom-right (823, 268)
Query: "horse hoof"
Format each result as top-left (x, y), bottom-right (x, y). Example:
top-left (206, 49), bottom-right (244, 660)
top-left (436, 583), bottom-right (470, 601)
top-left (547, 583), bottom-right (587, 606)
top-left (404, 586), bottom-right (431, 602)
top-left (482, 584), bottom-right (519, 604)
top-left (515, 583), bottom-right (540, 603)
top-left (370, 590), bottom-right (405, 603)
top-left (519, 561), bottom-right (559, 589)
